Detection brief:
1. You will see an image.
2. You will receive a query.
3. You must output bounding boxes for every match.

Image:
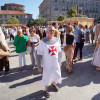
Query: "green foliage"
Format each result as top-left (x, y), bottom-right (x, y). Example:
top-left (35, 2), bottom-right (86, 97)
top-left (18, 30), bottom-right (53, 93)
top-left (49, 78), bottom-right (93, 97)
top-left (6, 17), bottom-right (19, 24)
top-left (38, 17), bottom-right (45, 24)
top-left (76, 14), bottom-right (88, 17)
top-left (98, 15), bottom-right (100, 22)
top-left (28, 17), bottom-right (45, 26)
top-left (57, 15), bottom-right (66, 21)
top-left (67, 7), bottom-right (77, 18)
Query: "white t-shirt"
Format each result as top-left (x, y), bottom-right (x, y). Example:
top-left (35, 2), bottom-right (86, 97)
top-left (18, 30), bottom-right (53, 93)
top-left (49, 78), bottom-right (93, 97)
top-left (85, 28), bottom-right (89, 33)
top-left (59, 28), bottom-right (64, 33)
top-left (28, 34), bottom-right (40, 42)
top-left (93, 25), bottom-right (96, 33)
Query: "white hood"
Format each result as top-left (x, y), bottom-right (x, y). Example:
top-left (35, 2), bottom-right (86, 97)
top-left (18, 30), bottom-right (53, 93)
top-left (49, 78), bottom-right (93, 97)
top-left (0, 27), bottom-right (5, 40)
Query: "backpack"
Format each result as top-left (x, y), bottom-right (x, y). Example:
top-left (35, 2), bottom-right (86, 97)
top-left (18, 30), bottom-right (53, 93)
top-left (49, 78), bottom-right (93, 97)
top-left (43, 30), bottom-right (46, 38)
top-left (66, 34), bottom-right (74, 44)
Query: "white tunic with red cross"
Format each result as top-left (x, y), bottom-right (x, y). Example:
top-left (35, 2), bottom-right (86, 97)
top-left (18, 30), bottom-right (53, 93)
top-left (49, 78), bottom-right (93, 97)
top-left (37, 39), bottom-right (62, 87)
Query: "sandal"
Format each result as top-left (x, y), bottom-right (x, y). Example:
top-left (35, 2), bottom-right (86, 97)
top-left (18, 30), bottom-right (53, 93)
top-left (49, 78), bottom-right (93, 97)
top-left (51, 84), bottom-right (59, 92)
top-left (96, 67), bottom-right (100, 70)
top-left (44, 91), bottom-right (50, 98)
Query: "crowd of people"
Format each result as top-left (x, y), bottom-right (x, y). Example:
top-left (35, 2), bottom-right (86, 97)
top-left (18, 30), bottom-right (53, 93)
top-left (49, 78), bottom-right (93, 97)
top-left (0, 20), bottom-right (100, 98)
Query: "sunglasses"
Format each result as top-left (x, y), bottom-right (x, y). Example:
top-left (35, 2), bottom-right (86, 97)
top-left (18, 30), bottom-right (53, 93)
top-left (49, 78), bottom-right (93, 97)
top-left (49, 30), bottom-right (55, 32)
top-left (29, 30), bottom-right (33, 32)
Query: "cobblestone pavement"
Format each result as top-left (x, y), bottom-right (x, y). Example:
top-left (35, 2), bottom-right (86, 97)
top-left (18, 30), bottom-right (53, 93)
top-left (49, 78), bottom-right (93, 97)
top-left (0, 40), bottom-right (100, 100)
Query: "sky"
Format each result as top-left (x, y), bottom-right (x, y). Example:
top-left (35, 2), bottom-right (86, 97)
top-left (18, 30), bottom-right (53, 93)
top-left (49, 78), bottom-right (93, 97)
top-left (0, 0), bottom-right (43, 19)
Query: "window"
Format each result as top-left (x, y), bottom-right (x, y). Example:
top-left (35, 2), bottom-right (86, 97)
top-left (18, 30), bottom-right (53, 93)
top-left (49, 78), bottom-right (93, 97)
top-left (96, 8), bottom-right (97, 12)
top-left (5, 15), bottom-right (7, 18)
top-left (62, 6), bottom-right (65, 11)
top-left (92, 14), bottom-right (93, 18)
top-left (56, 14), bottom-right (58, 17)
top-left (0, 15), bottom-right (2, 18)
top-left (96, 2), bottom-right (98, 6)
top-left (16, 16), bottom-right (19, 18)
top-left (62, 0), bottom-right (64, 3)
top-left (55, 0), bottom-right (57, 2)
top-left (55, 5), bottom-right (58, 10)
top-left (14, 6), bottom-right (17, 9)
top-left (8, 5), bottom-right (11, 9)
top-left (66, 6), bottom-right (68, 10)
top-left (5, 20), bottom-right (7, 22)
top-left (0, 20), bottom-right (3, 24)
top-left (95, 14), bottom-right (96, 18)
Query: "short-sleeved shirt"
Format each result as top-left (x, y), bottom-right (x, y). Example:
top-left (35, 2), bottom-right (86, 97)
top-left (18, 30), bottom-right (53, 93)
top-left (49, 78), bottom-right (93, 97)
top-left (28, 34), bottom-right (40, 42)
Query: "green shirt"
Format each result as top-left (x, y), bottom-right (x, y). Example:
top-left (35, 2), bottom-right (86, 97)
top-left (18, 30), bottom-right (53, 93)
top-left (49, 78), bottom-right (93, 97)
top-left (13, 35), bottom-right (28, 53)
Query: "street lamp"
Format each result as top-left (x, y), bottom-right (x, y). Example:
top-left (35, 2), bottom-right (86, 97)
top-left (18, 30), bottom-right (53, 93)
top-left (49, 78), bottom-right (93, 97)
top-left (76, 0), bottom-right (79, 14)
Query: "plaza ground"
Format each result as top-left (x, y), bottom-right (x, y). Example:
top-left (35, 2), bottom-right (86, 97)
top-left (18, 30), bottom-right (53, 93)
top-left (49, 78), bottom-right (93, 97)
top-left (0, 40), bottom-right (100, 100)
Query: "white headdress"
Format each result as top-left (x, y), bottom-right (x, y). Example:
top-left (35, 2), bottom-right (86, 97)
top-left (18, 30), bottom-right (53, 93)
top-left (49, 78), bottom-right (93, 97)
top-left (0, 27), bottom-right (5, 39)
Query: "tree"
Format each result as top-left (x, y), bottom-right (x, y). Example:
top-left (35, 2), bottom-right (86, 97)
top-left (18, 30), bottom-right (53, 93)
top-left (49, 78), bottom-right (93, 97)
top-left (67, 7), bottom-right (77, 18)
top-left (38, 17), bottom-right (45, 24)
top-left (57, 15), bottom-right (66, 21)
top-left (76, 14), bottom-right (87, 17)
top-left (7, 17), bottom-right (19, 24)
top-left (98, 15), bottom-right (100, 22)
top-left (28, 17), bottom-right (45, 26)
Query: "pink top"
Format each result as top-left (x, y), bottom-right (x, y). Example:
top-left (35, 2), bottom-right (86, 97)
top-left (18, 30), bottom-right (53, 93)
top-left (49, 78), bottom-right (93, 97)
top-left (95, 24), bottom-right (100, 36)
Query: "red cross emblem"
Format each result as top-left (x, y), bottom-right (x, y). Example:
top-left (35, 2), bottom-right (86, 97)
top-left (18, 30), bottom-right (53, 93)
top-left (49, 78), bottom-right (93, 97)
top-left (48, 46), bottom-right (57, 56)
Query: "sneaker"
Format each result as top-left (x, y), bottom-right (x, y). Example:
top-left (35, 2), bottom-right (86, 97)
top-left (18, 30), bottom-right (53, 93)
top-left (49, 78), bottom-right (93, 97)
top-left (73, 59), bottom-right (77, 62)
top-left (51, 84), bottom-right (59, 92)
top-left (44, 91), bottom-right (50, 98)
top-left (34, 65), bottom-right (37, 68)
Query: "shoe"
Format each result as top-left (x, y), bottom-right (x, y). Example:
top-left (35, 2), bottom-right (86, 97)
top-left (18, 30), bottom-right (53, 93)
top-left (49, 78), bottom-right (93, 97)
top-left (68, 69), bottom-right (73, 73)
top-left (78, 58), bottom-right (82, 61)
top-left (34, 65), bottom-right (37, 68)
top-left (65, 67), bottom-right (68, 72)
top-left (96, 67), bottom-right (100, 70)
top-left (73, 59), bottom-right (77, 62)
top-left (44, 91), bottom-right (50, 98)
top-left (4, 71), bottom-right (10, 75)
top-left (23, 65), bottom-right (27, 67)
top-left (51, 84), bottom-right (59, 92)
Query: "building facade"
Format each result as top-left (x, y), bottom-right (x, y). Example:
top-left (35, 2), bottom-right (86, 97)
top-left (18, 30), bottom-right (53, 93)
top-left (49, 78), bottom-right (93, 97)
top-left (0, 3), bottom-right (32, 24)
top-left (39, 0), bottom-right (100, 22)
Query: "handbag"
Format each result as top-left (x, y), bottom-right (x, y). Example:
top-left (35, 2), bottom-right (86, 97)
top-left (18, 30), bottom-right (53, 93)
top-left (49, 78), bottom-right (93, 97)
top-left (63, 45), bottom-right (69, 52)
top-left (0, 49), bottom-right (10, 56)
top-left (27, 46), bottom-right (32, 53)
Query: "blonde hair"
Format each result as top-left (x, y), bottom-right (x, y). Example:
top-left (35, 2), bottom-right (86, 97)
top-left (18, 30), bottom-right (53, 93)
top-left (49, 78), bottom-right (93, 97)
top-left (17, 30), bottom-right (23, 37)
top-left (66, 25), bottom-right (73, 33)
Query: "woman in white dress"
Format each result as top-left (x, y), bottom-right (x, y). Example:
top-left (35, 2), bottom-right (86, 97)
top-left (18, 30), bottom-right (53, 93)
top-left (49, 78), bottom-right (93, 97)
top-left (92, 35), bottom-right (100, 70)
top-left (84, 25), bottom-right (90, 43)
top-left (28, 27), bottom-right (40, 68)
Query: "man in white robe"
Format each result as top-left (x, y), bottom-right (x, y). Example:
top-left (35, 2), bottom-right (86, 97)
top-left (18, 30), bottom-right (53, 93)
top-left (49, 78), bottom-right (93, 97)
top-left (37, 26), bottom-right (62, 98)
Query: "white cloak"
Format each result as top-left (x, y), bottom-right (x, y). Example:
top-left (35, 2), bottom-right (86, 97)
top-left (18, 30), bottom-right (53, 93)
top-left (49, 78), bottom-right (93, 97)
top-left (37, 39), bottom-right (62, 87)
